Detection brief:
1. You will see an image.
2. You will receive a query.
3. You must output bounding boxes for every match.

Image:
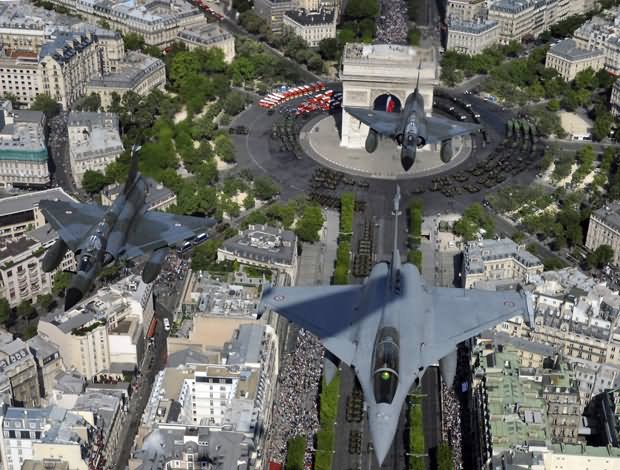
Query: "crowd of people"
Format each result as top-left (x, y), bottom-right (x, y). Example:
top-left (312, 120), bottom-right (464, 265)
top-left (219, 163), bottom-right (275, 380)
top-left (267, 329), bottom-right (325, 464)
top-left (375, 0), bottom-right (409, 45)
top-left (441, 382), bottom-right (464, 470)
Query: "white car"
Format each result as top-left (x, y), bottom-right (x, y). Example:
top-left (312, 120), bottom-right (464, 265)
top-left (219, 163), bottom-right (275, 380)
top-left (163, 318), bottom-right (171, 331)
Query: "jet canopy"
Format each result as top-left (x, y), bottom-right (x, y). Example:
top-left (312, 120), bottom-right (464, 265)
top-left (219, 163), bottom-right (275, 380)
top-left (373, 327), bottom-right (400, 404)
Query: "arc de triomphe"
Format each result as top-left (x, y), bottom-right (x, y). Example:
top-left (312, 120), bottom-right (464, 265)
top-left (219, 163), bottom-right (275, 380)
top-left (340, 44), bottom-right (439, 149)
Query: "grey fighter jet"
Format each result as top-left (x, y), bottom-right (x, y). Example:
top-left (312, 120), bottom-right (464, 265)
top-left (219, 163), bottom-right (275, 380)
top-left (345, 67), bottom-right (481, 171)
top-left (257, 187), bottom-right (534, 464)
top-left (40, 147), bottom-right (215, 311)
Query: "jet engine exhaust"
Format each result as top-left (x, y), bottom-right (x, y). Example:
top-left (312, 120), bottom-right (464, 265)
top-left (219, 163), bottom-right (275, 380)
top-left (65, 287), bottom-right (84, 311)
top-left (401, 146), bottom-right (416, 171)
top-left (365, 129), bottom-right (379, 153)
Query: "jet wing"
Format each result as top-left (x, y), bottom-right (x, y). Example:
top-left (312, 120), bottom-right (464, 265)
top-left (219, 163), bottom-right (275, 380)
top-left (122, 211), bottom-right (215, 259)
top-left (258, 284), bottom-right (363, 365)
top-left (39, 199), bottom-right (105, 252)
top-left (425, 114), bottom-right (481, 144)
top-left (430, 287), bottom-right (533, 357)
top-left (345, 107), bottom-right (402, 136)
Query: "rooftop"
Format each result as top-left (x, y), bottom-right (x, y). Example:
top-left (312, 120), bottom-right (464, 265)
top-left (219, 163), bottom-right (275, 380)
top-left (68, 112), bottom-right (123, 162)
top-left (448, 18), bottom-right (498, 33)
top-left (592, 201), bottom-right (620, 233)
top-left (548, 39), bottom-right (605, 61)
top-left (0, 187), bottom-right (76, 217)
top-left (87, 51), bottom-right (164, 89)
top-left (220, 224), bottom-right (296, 266)
top-left (184, 277), bottom-right (260, 318)
top-left (284, 8), bottom-right (335, 26)
top-left (0, 236), bottom-right (37, 262)
top-left (177, 23), bottom-right (233, 46)
top-left (464, 238), bottom-right (543, 274)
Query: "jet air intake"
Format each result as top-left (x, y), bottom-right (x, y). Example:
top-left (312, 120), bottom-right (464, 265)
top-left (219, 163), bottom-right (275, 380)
top-left (42, 239), bottom-right (69, 273)
top-left (365, 129), bottom-right (378, 153)
top-left (142, 246), bottom-right (169, 284)
top-left (439, 350), bottom-right (458, 388)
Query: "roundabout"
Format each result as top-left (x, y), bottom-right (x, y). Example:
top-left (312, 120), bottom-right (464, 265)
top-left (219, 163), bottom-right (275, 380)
top-left (299, 112), bottom-right (473, 180)
top-left (229, 88), bottom-right (544, 220)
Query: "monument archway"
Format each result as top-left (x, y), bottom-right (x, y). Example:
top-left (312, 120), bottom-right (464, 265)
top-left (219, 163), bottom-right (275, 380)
top-left (373, 94), bottom-right (402, 113)
top-left (340, 43), bottom-right (439, 149)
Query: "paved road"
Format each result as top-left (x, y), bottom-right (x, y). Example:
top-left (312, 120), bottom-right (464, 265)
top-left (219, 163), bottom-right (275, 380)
top-left (48, 112), bottom-right (77, 193)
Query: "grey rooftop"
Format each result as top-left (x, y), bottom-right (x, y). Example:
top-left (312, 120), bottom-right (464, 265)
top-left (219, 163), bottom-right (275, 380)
top-left (221, 224), bottom-right (296, 266)
top-left (548, 39), bottom-right (604, 61)
top-left (0, 188), bottom-right (76, 217)
top-left (284, 8), bottom-right (335, 25)
top-left (464, 238), bottom-right (543, 274)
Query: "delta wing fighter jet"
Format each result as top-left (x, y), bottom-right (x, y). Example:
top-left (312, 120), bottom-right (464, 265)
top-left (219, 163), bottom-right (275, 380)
top-left (345, 65), bottom-right (481, 171)
top-left (40, 147), bottom-right (215, 311)
top-left (257, 187), bottom-right (534, 464)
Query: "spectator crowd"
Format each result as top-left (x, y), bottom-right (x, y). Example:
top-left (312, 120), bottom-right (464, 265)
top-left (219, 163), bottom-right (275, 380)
top-left (267, 329), bottom-right (325, 464)
top-left (441, 382), bottom-right (463, 470)
top-left (375, 0), bottom-right (409, 45)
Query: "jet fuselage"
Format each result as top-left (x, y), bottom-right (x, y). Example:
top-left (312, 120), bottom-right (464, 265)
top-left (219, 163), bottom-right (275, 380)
top-left (392, 91), bottom-right (426, 171)
top-left (65, 176), bottom-right (146, 310)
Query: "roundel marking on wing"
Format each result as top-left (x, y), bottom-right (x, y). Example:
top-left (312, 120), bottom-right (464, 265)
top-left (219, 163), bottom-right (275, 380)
top-left (65, 210), bottom-right (72, 214)
top-left (273, 295), bottom-right (285, 301)
top-left (174, 223), bottom-right (182, 227)
top-left (504, 301), bottom-right (515, 307)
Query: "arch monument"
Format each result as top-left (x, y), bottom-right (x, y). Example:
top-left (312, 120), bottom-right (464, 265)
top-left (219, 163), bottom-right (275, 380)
top-left (340, 43), bottom-right (439, 149)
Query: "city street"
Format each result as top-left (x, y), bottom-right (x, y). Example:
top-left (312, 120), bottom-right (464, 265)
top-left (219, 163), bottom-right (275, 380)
top-left (48, 112), bottom-right (76, 193)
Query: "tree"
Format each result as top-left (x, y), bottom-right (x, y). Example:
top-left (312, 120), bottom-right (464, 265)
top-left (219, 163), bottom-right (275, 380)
top-left (296, 204), bottom-right (324, 242)
top-left (36, 293), bottom-right (54, 311)
top-left (76, 93), bottom-right (101, 112)
top-left (214, 134), bottom-right (236, 163)
top-left (222, 91), bottom-right (247, 116)
top-left (307, 54), bottom-right (324, 73)
top-left (592, 111), bottom-right (613, 141)
top-left (453, 203), bottom-right (495, 241)
top-left (52, 271), bottom-right (71, 296)
top-left (408, 28), bottom-right (421, 46)
top-left (344, 0), bottom-right (379, 20)
top-left (123, 32), bottom-right (145, 51)
top-left (191, 239), bottom-right (222, 271)
top-left (0, 299), bottom-right (9, 326)
top-left (16, 300), bottom-right (35, 320)
top-left (98, 19), bottom-right (110, 29)
top-left (437, 443), bottom-right (454, 470)
top-left (588, 244), bottom-right (614, 268)
top-left (243, 193), bottom-right (255, 210)
top-left (318, 38), bottom-right (338, 60)
top-left (82, 170), bottom-right (111, 193)
top-left (31, 94), bottom-right (60, 118)
top-left (254, 176), bottom-right (280, 200)
top-left (286, 436), bottom-right (306, 470)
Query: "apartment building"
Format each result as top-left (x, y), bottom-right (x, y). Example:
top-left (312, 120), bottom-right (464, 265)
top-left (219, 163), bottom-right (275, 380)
top-left (177, 24), bottom-right (236, 64)
top-left (0, 225), bottom-right (75, 307)
top-left (143, 323), bottom-right (277, 449)
top-left (0, 188), bottom-right (76, 240)
top-left (0, 406), bottom-right (92, 470)
top-left (446, 19), bottom-right (500, 54)
top-left (132, 424), bottom-right (255, 470)
top-left (47, 0), bottom-right (205, 46)
top-left (101, 176), bottom-right (176, 212)
top-left (27, 335), bottom-right (63, 400)
top-left (0, 102), bottom-right (48, 189)
top-left (85, 51), bottom-right (166, 109)
top-left (0, 334), bottom-right (41, 408)
top-left (488, 0), bottom-right (570, 44)
top-left (462, 238), bottom-right (543, 288)
top-left (585, 202), bottom-right (620, 265)
top-left (37, 275), bottom-right (153, 379)
top-left (67, 111), bottom-right (123, 188)
top-left (253, 0), bottom-right (297, 33)
top-left (282, 9), bottom-right (337, 47)
top-left (217, 224), bottom-right (299, 285)
top-left (574, 8), bottom-right (620, 75)
top-left (545, 38), bottom-right (605, 80)
top-left (447, 0), bottom-right (485, 21)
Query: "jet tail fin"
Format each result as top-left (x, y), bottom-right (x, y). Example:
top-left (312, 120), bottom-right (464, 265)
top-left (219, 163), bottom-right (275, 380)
top-left (124, 144), bottom-right (141, 194)
top-left (391, 186), bottom-right (402, 286)
top-left (414, 62), bottom-right (422, 94)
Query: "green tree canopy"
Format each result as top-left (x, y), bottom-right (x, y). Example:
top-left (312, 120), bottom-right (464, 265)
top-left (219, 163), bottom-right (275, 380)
top-left (453, 203), bottom-right (495, 241)
top-left (296, 204), bottom-right (324, 242)
top-left (588, 244), bottom-right (614, 268)
top-left (123, 32), bottom-right (145, 51)
top-left (31, 94), bottom-right (60, 118)
top-left (0, 299), bottom-right (10, 326)
top-left (254, 176), bottom-right (280, 200)
top-left (82, 170), bottom-right (111, 194)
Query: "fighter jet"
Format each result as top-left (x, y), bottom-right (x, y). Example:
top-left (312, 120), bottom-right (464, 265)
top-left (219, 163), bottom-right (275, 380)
top-left (39, 146), bottom-right (215, 311)
top-left (345, 66), bottom-right (481, 171)
top-left (257, 187), bottom-right (534, 464)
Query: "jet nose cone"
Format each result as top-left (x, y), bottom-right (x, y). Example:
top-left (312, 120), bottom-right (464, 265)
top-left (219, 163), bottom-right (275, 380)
top-left (64, 288), bottom-right (83, 311)
top-left (401, 155), bottom-right (414, 171)
top-left (368, 404), bottom-right (399, 465)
